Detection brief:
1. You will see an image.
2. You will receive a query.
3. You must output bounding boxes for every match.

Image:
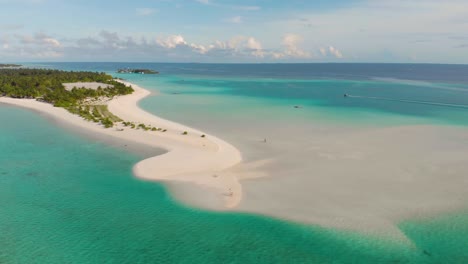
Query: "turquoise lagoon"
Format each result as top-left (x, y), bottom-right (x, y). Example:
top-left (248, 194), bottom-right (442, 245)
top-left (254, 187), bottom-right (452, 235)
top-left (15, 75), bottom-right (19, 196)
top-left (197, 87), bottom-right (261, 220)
top-left (1, 63), bottom-right (468, 263)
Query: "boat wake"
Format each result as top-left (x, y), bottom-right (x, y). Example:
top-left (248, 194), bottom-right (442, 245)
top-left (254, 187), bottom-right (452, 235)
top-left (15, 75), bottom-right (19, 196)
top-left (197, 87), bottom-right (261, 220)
top-left (346, 95), bottom-right (468, 109)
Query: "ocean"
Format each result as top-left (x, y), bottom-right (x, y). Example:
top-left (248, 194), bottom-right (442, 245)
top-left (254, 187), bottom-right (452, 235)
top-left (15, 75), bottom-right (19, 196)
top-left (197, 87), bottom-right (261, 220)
top-left (1, 63), bottom-right (468, 263)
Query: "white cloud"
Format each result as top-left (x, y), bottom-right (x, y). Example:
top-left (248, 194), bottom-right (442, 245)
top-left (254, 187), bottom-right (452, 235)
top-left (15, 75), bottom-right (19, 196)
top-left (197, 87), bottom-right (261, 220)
top-left (246, 37), bottom-right (263, 57)
top-left (189, 43), bottom-right (209, 54)
top-left (0, 32), bottom-right (63, 59)
top-left (280, 34), bottom-right (311, 58)
top-left (328, 46), bottom-right (343, 58)
top-left (271, 0), bottom-right (468, 62)
top-left (246, 37), bottom-right (262, 50)
top-left (319, 47), bottom-right (327, 56)
top-left (157, 35), bottom-right (187, 48)
top-left (0, 31), bottom-right (336, 62)
top-left (136, 8), bottom-right (158, 16)
top-left (43, 37), bottom-right (61, 47)
top-left (17, 33), bottom-right (61, 47)
top-left (227, 35), bottom-right (246, 49)
top-left (320, 46), bottom-right (343, 58)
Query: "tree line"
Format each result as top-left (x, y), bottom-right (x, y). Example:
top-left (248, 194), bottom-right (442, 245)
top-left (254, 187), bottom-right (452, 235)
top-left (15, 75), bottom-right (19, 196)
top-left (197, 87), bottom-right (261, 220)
top-left (0, 69), bottom-right (133, 107)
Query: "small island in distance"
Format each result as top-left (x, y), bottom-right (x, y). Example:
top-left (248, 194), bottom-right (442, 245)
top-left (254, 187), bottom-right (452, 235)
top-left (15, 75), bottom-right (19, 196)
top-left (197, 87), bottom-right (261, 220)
top-left (117, 68), bottom-right (159, 74)
top-left (0, 64), bottom-right (22, 68)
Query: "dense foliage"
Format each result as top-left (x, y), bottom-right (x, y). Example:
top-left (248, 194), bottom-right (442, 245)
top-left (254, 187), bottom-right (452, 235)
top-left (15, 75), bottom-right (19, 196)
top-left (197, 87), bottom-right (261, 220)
top-left (0, 69), bottom-right (176, 131)
top-left (0, 64), bottom-right (22, 68)
top-left (0, 69), bottom-right (133, 107)
top-left (117, 68), bottom-right (159, 74)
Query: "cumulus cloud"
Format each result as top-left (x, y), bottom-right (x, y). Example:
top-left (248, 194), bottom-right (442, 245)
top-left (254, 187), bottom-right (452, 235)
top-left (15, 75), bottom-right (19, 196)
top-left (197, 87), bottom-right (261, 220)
top-left (0, 30), bottom-right (318, 62)
top-left (17, 33), bottom-right (61, 47)
top-left (0, 32), bottom-right (63, 59)
top-left (245, 37), bottom-right (264, 57)
top-left (320, 46), bottom-right (344, 58)
top-left (276, 34), bottom-right (311, 59)
top-left (246, 37), bottom-right (262, 50)
top-left (157, 35), bottom-right (187, 48)
top-left (156, 34), bottom-right (265, 57)
top-left (272, 0), bottom-right (468, 63)
top-left (328, 46), bottom-right (343, 58)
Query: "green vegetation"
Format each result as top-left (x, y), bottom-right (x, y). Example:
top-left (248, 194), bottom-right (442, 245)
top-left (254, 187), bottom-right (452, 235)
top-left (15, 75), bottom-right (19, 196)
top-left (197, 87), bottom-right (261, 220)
top-left (201, 134), bottom-right (206, 138)
top-left (0, 69), bottom-right (180, 134)
top-left (101, 118), bottom-right (114, 128)
top-left (138, 124), bottom-right (150, 131)
top-left (66, 105), bottom-right (120, 127)
top-left (0, 69), bottom-right (134, 128)
top-left (122, 121), bottom-right (133, 127)
top-left (93, 105), bottom-right (122, 122)
top-left (182, 131), bottom-right (188, 135)
top-left (117, 68), bottom-right (159, 74)
top-left (0, 69), bottom-right (133, 107)
top-left (0, 64), bottom-right (21, 68)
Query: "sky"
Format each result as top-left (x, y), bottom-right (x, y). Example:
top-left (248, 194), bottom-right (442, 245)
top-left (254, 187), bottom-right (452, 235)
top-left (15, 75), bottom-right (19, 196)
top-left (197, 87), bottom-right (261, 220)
top-left (0, 0), bottom-right (468, 63)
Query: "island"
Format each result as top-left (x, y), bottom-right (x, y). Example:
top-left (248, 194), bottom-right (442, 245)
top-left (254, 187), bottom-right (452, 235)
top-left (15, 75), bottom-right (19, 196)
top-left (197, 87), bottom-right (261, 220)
top-left (0, 68), bottom-right (133, 127)
top-left (0, 68), bottom-right (242, 209)
top-left (0, 63), bottom-right (22, 68)
top-left (117, 68), bottom-right (159, 74)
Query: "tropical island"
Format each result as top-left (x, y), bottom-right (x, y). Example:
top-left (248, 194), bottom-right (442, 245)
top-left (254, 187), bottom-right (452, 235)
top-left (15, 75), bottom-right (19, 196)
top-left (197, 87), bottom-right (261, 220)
top-left (0, 63), bottom-right (22, 68)
top-left (0, 69), bottom-right (133, 127)
top-left (0, 68), bottom-right (242, 209)
top-left (117, 68), bottom-right (159, 74)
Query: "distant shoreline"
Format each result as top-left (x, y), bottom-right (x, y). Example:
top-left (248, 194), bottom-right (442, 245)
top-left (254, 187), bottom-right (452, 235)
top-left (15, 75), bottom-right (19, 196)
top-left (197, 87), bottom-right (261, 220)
top-left (0, 80), bottom-right (243, 208)
top-left (0, 63), bottom-right (22, 68)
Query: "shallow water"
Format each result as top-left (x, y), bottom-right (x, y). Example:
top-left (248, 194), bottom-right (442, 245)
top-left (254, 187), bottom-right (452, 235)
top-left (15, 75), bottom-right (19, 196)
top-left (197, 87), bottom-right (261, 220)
top-left (0, 105), bottom-right (425, 263)
top-left (2, 63), bottom-right (468, 263)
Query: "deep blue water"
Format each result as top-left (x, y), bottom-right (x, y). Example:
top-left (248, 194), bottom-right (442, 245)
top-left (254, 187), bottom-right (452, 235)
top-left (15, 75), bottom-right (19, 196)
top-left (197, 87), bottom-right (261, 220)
top-left (31, 62), bottom-right (468, 83)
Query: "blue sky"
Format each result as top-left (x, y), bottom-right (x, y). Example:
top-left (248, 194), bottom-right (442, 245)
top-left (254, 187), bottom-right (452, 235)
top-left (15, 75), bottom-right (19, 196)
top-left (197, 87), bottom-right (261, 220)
top-left (1, 0), bottom-right (467, 63)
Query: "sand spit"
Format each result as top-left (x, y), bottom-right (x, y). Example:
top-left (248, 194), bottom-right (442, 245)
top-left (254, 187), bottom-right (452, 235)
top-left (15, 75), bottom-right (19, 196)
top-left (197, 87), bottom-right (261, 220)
top-left (3, 80), bottom-right (468, 239)
top-left (0, 81), bottom-right (243, 208)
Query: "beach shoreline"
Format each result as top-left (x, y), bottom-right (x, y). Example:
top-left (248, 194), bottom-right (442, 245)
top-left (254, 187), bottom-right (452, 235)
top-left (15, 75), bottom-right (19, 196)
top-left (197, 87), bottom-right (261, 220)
top-left (2, 78), bottom-right (468, 239)
top-left (0, 81), bottom-right (243, 208)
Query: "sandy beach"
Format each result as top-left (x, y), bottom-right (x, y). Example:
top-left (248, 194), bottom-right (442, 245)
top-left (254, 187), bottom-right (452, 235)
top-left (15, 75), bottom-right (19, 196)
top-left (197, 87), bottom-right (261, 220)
top-left (0, 81), bottom-right (243, 208)
top-left (2, 80), bottom-right (468, 240)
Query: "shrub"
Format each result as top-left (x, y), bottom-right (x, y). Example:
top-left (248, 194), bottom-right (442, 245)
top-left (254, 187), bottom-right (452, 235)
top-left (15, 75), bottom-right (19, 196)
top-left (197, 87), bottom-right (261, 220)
top-left (182, 131), bottom-right (188, 135)
top-left (101, 118), bottom-right (114, 128)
